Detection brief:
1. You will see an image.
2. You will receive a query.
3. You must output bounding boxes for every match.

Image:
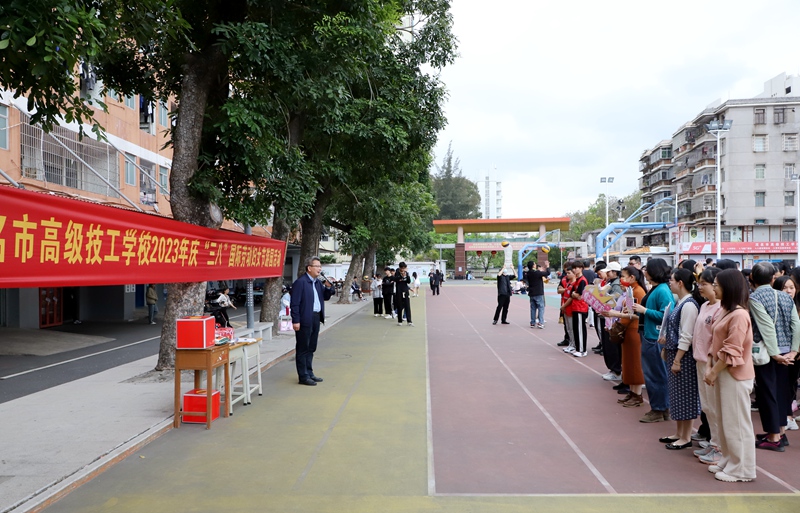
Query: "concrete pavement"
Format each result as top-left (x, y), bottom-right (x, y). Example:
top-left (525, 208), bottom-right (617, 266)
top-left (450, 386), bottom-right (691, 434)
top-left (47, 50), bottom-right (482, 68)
top-left (0, 297), bottom-right (372, 513)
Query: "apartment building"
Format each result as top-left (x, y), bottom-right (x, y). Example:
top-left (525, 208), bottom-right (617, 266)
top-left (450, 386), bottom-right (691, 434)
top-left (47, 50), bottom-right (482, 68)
top-left (0, 85), bottom-right (287, 329)
top-left (639, 73), bottom-right (800, 268)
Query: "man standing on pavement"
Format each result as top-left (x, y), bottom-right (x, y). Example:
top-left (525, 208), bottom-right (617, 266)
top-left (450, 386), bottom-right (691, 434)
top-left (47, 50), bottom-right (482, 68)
top-left (146, 284), bottom-right (158, 324)
top-left (291, 256), bottom-right (334, 386)
top-left (525, 261), bottom-right (548, 328)
top-left (493, 264), bottom-right (515, 325)
top-left (394, 262), bottom-right (413, 326)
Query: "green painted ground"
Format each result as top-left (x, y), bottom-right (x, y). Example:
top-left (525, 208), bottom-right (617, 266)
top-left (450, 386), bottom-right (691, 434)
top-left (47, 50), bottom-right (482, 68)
top-left (43, 294), bottom-right (799, 512)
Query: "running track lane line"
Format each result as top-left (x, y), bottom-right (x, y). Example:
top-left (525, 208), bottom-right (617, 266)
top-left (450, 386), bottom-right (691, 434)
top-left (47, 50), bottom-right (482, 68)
top-left (462, 288), bottom-right (800, 494)
top-left (444, 290), bottom-right (617, 494)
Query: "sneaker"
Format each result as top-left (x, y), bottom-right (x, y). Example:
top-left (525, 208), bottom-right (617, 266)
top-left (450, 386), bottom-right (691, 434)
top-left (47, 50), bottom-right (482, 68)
top-left (662, 410), bottom-right (671, 421)
top-left (708, 465), bottom-right (723, 474)
top-left (715, 471), bottom-right (752, 483)
top-left (612, 382), bottom-right (628, 390)
top-left (384, 314), bottom-right (391, 319)
top-left (751, 401), bottom-right (758, 412)
top-left (699, 448), bottom-right (722, 464)
top-left (557, 340), bottom-right (570, 347)
top-left (602, 372), bottom-right (621, 381)
top-left (755, 439), bottom-right (785, 452)
top-left (591, 344), bottom-right (602, 352)
top-left (694, 446), bottom-right (713, 457)
top-left (698, 440), bottom-right (712, 450)
top-left (623, 393), bottom-right (644, 407)
top-left (150, 322), bottom-right (157, 325)
top-left (408, 323), bottom-right (415, 327)
top-left (691, 432), bottom-right (708, 442)
top-left (563, 346), bottom-right (576, 353)
top-left (396, 323), bottom-right (404, 327)
top-left (537, 323), bottom-right (544, 329)
top-left (640, 410), bottom-right (667, 422)
top-left (573, 351), bottom-right (588, 358)
top-left (756, 433), bottom-right (789, 447)
top-left (787, 417), bottom-right (799, 431)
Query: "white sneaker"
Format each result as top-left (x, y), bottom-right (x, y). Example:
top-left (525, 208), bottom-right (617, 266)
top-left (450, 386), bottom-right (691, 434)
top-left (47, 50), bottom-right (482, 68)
top-left (563, 346), bottom-right (576, 353)
top-left (383, 314), bottom-right (391, 319)
top-left (787, 417), bottom-right (799, 430)
top-left (602, 372), bottom-right (621, 381)
top-left (573, 351), bottom-right (588, 358)
top-left (408, 323), bottom-right (415, 327)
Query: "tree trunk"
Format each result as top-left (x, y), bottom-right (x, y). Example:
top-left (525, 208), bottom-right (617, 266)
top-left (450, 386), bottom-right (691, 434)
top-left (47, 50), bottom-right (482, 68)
top-left (299, 184), bottom-right (332, 266)
top-left (338, 251), bottom-right (366, 304)
top-left (363, 243), bottom-right (377, 284)
top-left (155, 49), bottom-right (227, 370)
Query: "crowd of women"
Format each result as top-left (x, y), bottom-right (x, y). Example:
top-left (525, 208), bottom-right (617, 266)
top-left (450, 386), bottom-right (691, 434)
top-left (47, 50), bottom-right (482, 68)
top-left (559, 257), bottom-right (800, 483)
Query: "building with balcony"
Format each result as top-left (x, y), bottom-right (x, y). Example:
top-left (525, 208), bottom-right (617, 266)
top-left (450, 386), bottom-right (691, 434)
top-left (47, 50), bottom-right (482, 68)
top-left (638, 73), bottom-right (800, 268)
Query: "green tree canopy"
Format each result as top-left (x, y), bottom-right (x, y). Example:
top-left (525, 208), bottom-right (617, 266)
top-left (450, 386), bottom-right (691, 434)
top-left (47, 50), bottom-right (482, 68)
top-left (432, 143), bottom-right (481, 219)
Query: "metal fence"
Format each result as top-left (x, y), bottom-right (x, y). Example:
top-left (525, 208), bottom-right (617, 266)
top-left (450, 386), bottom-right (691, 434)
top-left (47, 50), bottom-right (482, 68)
top-left (19, 113), bottom-right (120, 198)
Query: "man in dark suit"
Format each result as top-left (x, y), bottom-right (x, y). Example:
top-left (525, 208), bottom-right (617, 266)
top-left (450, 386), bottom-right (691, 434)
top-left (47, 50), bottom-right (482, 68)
top-left (291, 256), bottom-right (334, 386)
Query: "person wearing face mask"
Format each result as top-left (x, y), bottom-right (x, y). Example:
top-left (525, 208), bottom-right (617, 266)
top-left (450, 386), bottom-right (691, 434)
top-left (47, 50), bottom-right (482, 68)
top-left (603, 266), bottom-right (647, 406)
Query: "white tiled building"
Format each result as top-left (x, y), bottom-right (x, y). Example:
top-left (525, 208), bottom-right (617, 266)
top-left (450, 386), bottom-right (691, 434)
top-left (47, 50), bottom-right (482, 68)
top-left (639, 73), bottom-right (800, 268)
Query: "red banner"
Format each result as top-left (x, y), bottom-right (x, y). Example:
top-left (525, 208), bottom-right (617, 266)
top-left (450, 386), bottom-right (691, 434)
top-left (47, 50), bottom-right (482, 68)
top-left (0, 186), bottom-right (286, 288)
top-left (680, 241), bottom-right (799, 255)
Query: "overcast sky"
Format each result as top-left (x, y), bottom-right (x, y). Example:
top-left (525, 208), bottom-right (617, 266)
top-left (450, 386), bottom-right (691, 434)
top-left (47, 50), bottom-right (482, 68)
top-left (431, 0), bottom-right (800, 219)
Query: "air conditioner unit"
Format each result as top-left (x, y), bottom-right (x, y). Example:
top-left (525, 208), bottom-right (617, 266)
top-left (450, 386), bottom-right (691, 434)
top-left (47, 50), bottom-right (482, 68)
top-left (703, 206), bottom-right (714, 211)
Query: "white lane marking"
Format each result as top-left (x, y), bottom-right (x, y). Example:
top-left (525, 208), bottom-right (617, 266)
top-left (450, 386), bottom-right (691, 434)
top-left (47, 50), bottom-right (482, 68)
top-left (446, 290), bottom-right (617, 494)
top-left (0, 336), bottom-right (160, 379)
top-left (425, 303), bottom-right (436, 496)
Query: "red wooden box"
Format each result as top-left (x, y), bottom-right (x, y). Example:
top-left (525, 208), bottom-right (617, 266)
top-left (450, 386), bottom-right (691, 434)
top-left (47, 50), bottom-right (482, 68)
top-left (176, 316), bottom-right (215, 349)
top-left (182, 388), bottom-right (220, 424)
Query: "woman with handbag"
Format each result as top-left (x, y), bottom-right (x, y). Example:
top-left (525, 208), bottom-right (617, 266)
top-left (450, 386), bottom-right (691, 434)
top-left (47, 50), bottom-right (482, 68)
top-left (602, 266), bottom-right (646, 407)
top-left (658, 268), bottom-right (701, 450)
top-left (704, 269), bottom-right (756, 482)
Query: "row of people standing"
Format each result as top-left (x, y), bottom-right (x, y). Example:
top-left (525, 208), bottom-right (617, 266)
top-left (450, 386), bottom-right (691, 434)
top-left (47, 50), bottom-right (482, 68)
top-left (371, 263), bottom-right (415, 326)
top-left (601, 258), bottom-right (800, 483)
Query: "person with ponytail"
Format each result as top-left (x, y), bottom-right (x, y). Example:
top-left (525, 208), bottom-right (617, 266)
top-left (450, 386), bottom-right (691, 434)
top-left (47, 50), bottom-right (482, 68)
top-left (658, 267), bottom-right (701, 449)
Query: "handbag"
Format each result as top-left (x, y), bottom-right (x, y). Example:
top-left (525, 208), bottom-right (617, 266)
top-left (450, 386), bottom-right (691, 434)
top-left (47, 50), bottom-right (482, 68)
top-left (609, 320), bottom-right (627, 344)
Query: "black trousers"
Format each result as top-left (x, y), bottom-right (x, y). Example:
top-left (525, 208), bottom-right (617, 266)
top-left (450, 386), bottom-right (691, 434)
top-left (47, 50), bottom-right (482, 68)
top-left (431, 284), bottom-right (440, 295)
top-left (373, 297), bottom-right (383, 315)
top-left (295, 313), bottom-right (321, 381)
top-left (755, 358), bottom-right (791, 434)
top-left (396, 293), bottom-right (411, 323)
top-left (572, 311), bottom-right (588, 353)
top-left (382, 292), bottom-right (393, 315)
top-left (494, 295), bottom-right (510, 322)
top-left (601, 328), bottom-right (621, 374)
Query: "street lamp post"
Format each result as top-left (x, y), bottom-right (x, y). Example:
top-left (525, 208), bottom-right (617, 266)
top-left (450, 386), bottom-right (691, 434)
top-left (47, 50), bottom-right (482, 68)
top-left (704, 119), bottom-right (733, 261)
top-left (793, 174), bottom-right (800, 264)
top-left (600, 177), bottom-right (614, 262)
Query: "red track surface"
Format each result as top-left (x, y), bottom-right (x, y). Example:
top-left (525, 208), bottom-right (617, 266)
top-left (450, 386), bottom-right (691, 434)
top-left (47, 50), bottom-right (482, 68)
top-left (427, 284), bottom-right (799, 495)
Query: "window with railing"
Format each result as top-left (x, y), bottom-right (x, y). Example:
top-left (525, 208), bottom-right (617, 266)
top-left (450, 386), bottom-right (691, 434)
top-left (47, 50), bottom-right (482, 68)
top-left (753, 135), bottom-right (768, 152)
top-left (755, 164), bottom-right (766, 179)
top-left (775, 107), bottom-right (786, 124)
top-left (786, 163), bottom-right (796, 179)
top-left (754, 108), bottom-right (766, 124)
top-left (139, 159), bottom-right (157, 205)
top-left (19, 112), bottom-right (119, 196)
top-left (783, 134), bottom-right (798, 151)
top-left (782, 230), bottom-right (796, 242)
top-left (722, 231), bottom-right (731, 242)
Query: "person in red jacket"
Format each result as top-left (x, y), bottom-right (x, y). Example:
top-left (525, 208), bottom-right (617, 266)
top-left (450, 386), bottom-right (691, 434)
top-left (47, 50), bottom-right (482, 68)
top-left (568, 260), bottom-right (590, 357)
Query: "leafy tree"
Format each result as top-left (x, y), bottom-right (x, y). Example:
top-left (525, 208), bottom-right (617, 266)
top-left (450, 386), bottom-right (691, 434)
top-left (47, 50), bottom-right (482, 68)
top-left (564, 189), bottom-right (642, 241)
top-left (432, 143), bottom-right (482, 220)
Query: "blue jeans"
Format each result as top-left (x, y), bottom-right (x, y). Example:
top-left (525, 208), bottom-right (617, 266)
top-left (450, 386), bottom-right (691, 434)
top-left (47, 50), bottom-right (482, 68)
top-left (529, 295), bottom-right (545, 325)
top-left (641, 334), bottom-right (669, 411)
